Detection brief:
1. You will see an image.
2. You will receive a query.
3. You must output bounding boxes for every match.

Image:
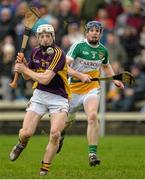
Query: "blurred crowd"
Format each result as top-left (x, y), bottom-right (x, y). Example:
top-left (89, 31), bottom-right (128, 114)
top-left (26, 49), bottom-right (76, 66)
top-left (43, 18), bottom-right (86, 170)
top-left (0, 0), bottom-right (145, 112)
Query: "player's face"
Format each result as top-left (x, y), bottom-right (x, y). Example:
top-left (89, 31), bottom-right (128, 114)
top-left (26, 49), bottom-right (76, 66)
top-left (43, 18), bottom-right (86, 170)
top-left (38, 32), bottom-right (53, 46)
top-left (86, 27), bottom-right (101, 45)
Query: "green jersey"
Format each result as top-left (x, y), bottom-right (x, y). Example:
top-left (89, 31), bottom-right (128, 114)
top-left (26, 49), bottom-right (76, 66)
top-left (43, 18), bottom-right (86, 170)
top-left (67, 39), bottom-right (110, 94)
top-left (67, 39), bottom-right (109, 73)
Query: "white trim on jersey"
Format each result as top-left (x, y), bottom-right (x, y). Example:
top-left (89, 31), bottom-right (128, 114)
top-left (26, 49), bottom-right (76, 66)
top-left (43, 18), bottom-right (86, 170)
top-left (85, 39), bottom-right (100, 48)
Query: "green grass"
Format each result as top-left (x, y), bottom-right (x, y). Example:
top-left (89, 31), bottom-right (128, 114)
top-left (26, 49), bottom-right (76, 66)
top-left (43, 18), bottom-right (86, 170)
top-left (0, 135), bottom-right (145, 179)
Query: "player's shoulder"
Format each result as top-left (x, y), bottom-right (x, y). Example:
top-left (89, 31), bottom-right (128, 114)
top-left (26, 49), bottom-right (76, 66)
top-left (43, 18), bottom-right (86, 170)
top-left (75, 39), bottom-right (86, 46)
top-left (54, 45), bottom-right (65, 56)
top-left (54, 45), bottom-right (63, 52)
top-left (69, 39), bottom-right (86, 50)
top-left (31, 46), bottom-right (41, 56)
top-left (33, 46), bottom-right (41, 51)
top-left (98, 42), bottom-right (108, 51)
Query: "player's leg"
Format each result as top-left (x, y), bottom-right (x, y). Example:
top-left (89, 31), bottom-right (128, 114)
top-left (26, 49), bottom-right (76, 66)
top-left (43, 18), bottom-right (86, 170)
top-left (56, 113), bottom-right (75, 153)
top-left (57, 93), bottom-right (81, 153)
top-left (9, 110), bottom-right (41, 161)
top-left (9, 101), bottom-right (46, 161)
top-left (40, 111), bottom-right (67, 175)
top-left (83, 90), bottom-right (100, 166)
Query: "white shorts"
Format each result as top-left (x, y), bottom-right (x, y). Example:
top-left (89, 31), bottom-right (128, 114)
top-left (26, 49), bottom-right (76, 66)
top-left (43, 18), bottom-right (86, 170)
top-left (26, 89), bottom-right (69, 115)
top-left (69, 88), bottom-right (101, 113)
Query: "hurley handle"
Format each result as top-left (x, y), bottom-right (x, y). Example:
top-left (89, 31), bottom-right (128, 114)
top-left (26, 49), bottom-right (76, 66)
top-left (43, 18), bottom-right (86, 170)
top-left (9, 52), bottom-right (24, 88)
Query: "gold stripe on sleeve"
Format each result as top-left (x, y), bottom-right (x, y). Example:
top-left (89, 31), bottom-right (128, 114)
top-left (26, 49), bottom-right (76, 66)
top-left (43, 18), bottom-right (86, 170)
top-left (49, 48), bottom-right (62, 70)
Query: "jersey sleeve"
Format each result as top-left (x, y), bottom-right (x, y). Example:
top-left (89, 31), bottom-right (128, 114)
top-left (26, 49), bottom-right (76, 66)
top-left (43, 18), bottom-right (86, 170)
top-left (66, 42), bottom-right (80, 60)
top-left (48, 47), bottom-right (65, 73)
top-left (102, 49), bottom-right (109, 64)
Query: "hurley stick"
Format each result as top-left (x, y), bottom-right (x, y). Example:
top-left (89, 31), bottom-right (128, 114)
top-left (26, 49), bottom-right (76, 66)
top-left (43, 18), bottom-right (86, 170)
top-left (9, 7), bottom-right (41, 88)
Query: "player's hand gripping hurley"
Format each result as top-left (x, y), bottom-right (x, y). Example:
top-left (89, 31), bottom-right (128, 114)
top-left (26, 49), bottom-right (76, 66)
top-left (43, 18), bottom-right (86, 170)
top-left (9, 7), bottom-right (41, 88)
top-left (72, 71), bottom-right (135, 85)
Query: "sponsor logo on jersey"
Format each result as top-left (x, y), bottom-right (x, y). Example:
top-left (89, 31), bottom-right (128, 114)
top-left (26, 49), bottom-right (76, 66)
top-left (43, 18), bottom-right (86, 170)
top-left (98, 51), bottom-right (105, 59)
top-left (82, 51), bottom-right (89, 55)
top-left (79, 60), bottom-right (101, 68)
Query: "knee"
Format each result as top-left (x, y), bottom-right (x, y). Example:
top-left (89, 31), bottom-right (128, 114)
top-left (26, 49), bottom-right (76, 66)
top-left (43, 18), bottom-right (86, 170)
top-left (19, 128), bottom-right (33, 138)
top-left (50, 129), bottom-right (60, 144)
top-left (87, 112), bottom-right (97, 124)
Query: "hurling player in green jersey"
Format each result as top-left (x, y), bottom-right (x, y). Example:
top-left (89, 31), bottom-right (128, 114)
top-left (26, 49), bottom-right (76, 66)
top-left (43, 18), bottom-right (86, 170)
top-left (57, 21), bottom-right (124, 167)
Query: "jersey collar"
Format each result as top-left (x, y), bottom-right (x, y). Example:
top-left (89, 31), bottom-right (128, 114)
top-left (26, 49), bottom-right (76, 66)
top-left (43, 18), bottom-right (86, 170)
top-left (85, 39), bottom-right (100, 48)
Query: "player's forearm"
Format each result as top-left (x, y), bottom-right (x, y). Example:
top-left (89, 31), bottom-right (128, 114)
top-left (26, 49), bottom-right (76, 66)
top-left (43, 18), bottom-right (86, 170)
top-left (23, 68), bottom-right (54, 85)
top-left (22, 73), bottom-right (31, 80)
top-left (102, 64), bottom-right (115, 77)
top-left (67, 66), bottom-right (84, 79)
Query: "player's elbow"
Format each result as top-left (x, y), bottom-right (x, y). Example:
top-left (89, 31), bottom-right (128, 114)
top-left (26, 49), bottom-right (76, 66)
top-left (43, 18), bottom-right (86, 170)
top-left (39, 70), bottom-right (55, 85)
top-left (40, 78), bottom-right (51, 85)
top-left (22, 74), bottom-right (31, 80)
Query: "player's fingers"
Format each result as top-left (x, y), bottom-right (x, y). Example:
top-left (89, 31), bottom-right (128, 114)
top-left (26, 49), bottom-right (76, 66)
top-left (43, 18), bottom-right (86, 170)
top-left (17, 52), bottom-right (24, 62)
top-left (115, 82), bottom-right (124, 89)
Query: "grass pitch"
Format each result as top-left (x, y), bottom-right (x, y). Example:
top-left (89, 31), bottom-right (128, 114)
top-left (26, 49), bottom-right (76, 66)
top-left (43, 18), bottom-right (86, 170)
top-left (0, 135), bottom-right (145, 179)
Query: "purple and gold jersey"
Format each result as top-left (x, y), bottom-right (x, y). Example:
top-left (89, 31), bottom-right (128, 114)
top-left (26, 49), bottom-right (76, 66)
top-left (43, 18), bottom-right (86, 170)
top-left (28, 45), bottom-right (71, 99)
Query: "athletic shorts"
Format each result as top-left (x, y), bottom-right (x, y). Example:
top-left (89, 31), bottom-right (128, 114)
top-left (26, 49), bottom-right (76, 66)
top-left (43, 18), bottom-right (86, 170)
top-left (69, 88), bottom-right (101, 113)
top-left (26, 89), bottom-right (69, 115)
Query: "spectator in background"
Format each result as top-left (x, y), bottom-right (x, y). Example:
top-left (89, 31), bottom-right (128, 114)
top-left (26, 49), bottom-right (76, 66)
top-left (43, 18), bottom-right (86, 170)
top-left (67, 22), bottom-right (84, 45)
top-left (115, 0), bottom-right (132, 36)
top-left (134, 48), bottom-right (145, 71)
top-left (95, 8), bottom-right (114, 44)
top-left (0, 7), bottom-right (16, 42)
top-left (3, 35), bottom-right (14, 45)
top-left (60, 35), bottom-right (71, 53)
top-left (120, 26), bottom-right (140, 70)
top-left (105, 0), bottom-right (123, 27)
top-left (0, 43), bottom-right (15, 101)
top-left (70, 0), bottom-right (80, 16)
top-left (138, 23), bottom-right (145, 49)
top-left (95, 8), bottom-right (114, 31)
top-left (106, 61), bottom-right (124, 111)
top-left (0, 0), bottom-right (16, 16)
top-left (55, 0), bottom-right (80, 45)
top-left (111, 64), bottom-right (145, 112)
top-left (126, 0), bottom-right (145, 33)
top-left (25, 0), bottom-right (41, 8)
top-left (105, 31), bottom-right (127, 66)
top-left (81, 0), bottom-right (105, 21)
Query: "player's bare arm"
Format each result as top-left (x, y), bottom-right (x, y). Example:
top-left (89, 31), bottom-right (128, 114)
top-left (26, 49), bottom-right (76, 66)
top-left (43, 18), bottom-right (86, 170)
top-left (14, 63), bottom-right (55, 85)
top-left (102, 64), bottom-right (124, 88)
top-left (15, 53), bottom-right (31, 80)
top-left (67, 58), bottom-right (92, 82)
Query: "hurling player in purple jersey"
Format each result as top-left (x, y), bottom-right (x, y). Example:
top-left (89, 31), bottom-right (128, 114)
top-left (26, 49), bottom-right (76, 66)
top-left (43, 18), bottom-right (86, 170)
top-left (9, 24), bottom-right (71, 175)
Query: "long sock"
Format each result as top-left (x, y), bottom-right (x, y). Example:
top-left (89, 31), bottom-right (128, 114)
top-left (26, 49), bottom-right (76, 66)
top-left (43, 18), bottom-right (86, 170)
top-left (88, 145), bottom-right (97, 154)
top-left (41, 161), bottom-right (51, 172)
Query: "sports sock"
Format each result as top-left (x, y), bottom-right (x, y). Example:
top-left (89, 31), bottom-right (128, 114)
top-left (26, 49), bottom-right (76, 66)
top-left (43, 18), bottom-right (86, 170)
top-left (40, 161), bottom-right (51, 172)
top-left (88, 145), bottom-right (97, 154)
